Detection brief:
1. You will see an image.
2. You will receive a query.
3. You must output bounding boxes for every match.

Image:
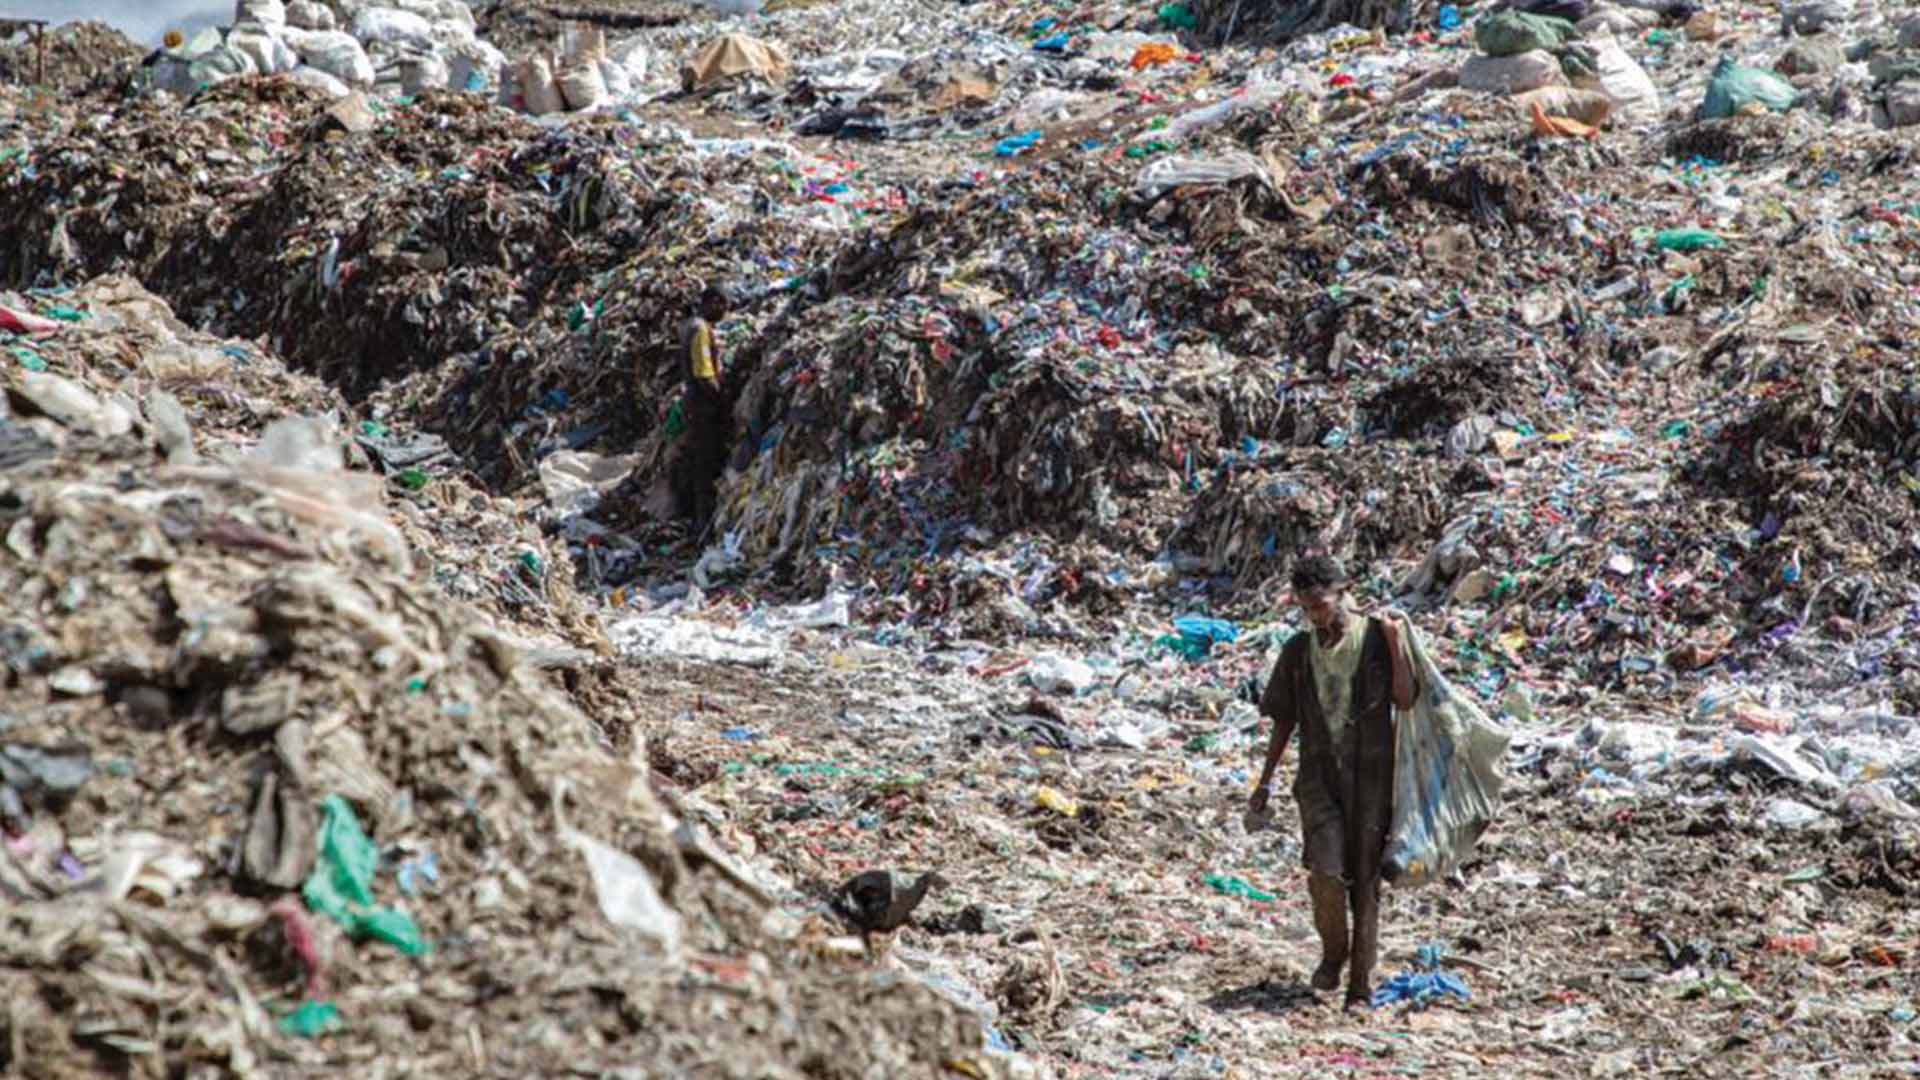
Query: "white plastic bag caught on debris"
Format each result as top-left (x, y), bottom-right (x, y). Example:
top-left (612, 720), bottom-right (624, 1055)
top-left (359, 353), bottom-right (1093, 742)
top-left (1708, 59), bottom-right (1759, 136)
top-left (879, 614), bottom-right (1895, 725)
top-left (1134, 150), bottom-right (1275, 199)
top-left (1384, 617), bottom-right (1511, 886)
top-left (1148, 79), bottom-right (1285, 142)
top-left (553, 782), bottom-right (681, 949)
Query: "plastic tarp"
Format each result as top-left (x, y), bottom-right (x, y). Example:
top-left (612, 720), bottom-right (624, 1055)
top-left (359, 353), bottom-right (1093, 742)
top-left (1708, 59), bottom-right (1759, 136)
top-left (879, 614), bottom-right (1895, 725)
top-left (1697, 54), bottom-right (1797, 119)
top-left (1383, 617), bottom-right (1511, 887)
top-left (684, 33), bottom-right (792, 91)
top-left (1474, 12), bottom-right (1579, 57)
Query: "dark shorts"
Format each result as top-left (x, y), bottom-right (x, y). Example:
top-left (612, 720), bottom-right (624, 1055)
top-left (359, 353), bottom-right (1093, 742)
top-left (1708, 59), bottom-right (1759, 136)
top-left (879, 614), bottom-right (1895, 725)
top-left (1294, 759), bottom-right (1350, 880)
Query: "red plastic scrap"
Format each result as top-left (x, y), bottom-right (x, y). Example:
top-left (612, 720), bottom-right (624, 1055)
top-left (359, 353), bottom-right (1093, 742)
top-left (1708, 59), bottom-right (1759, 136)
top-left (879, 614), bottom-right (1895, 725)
top-left (271, 894), bottom-right (326, 996)
top-left (0, 304), bottom-right (60, 336)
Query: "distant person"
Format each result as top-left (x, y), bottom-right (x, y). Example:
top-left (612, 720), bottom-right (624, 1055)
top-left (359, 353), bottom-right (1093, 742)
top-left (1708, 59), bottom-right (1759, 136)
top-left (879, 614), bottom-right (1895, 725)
top-left (1245, 555), bottom-right (1419, 1013)
top-left (675, 287), bottom-right (731, 532)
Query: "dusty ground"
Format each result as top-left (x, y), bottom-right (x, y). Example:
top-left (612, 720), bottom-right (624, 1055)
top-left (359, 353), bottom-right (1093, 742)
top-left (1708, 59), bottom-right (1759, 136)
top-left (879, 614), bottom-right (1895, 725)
top-left (584, 643), bottom-right (1920, 1078)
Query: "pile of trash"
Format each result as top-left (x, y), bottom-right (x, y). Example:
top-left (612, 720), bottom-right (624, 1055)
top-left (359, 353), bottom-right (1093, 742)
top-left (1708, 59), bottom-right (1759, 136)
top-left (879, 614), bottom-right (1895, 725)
top-left (0, 275), bottom-right (1032, 1075)
top-left (0, 20), bottom-right (146, 97)
top-left (8, 0), bottom-right (1920, 1070)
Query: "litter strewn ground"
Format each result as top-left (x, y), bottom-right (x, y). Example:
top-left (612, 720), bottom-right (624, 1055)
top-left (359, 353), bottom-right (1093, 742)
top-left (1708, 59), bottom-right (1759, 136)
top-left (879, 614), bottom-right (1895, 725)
top-left (3, 0), bottom-right (1920, 1074)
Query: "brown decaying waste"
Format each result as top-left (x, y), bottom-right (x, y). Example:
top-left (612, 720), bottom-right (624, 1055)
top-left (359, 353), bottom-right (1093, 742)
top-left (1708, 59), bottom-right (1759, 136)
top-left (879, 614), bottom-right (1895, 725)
top-left (3, 0), bottom-right (1920, 1076)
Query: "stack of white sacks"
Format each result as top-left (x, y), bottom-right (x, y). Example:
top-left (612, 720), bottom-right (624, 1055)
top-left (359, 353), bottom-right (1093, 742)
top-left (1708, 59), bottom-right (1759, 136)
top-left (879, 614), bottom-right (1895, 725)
top-left (151, 0), bottom-right (508, 100)
top-left (502, 25), bottom-right (653, 116)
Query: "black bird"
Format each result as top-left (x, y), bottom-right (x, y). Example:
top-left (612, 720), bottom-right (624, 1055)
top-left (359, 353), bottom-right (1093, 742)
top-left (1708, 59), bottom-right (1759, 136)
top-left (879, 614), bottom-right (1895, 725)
top-left (831, 870), bottom-right (947, 958)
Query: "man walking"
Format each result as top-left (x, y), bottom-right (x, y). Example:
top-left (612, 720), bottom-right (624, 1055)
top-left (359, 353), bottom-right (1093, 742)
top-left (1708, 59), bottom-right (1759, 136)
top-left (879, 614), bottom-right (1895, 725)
top-left (1246, 555), bottom-right (1418, 1012)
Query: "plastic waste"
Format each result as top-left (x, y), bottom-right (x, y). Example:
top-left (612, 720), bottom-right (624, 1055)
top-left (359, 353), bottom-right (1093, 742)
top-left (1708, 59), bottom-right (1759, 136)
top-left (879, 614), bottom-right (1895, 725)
top-left (283, 29), bottom-right (375, 88)
top-left (1458, 50), bottom-right (1564, 95)
top-left (1130, 43), bottom-right (1179, 69)
top-left (279, 999), bottom-right (341, 1038)
top-left (1580, 31), bottom-right (1660, 123)
top-left (1512, 86), bottom-right (1613, 127)
top-left (557, 64), bottom-right (610, 112)
top-left (10, 372), bottom-right (134, 438)
top-left (1097, 709), bottom-right (1171, 750)
top-left (1033, 33), bottom-right (1070, 52)
top-left (1655, 228), bottom-right (1723, 252)
top-left (1152, 81), bottom-right (1284, 142)
top-left (563, 827), bottom-right (682, 947)
top-left (1438, 5), bottom-right (1462, 30)
top-left (1027, 653), bottom-right (1096, 695)
top-left (608, 611), bottom-right (784, 668)
top-left (1154, 615), bottom-right (1240, 661)
top-left (302, 795), bottom-right (430, 956)
top-left (229, 23), bottom-right (300, 76)
top-left (1762, 798), bottom-right (1825, 832)
top-left (995, 130), bottom-right (1042, 157)
top-left (1158, 3), bottom-right (1197, 30)
top-left (290, 66), bottom-right (351, 98)
top-left (1474, 12), bottom-right (1578, 57)
top-left (286, 0), bottom-right (335, 31)
top-left (521, 55), bottom-right (564, 116)
top-left (1698, 55), bottom-right (1797, 119)
top-left (1372, 944), bottom-right (1471, 1009)
top-left (1203, 873), bottom-right (1275, 901)
top-left (349, 8), bottom-right (434, 48)
top-left (1034, 786), bottom-right (1079, 816)
top-left (0, 303), bottom-right (61, 336)
top-left (1383, 617), bottom-right (1511, 887)
top-left (1133, 151), bottom-right (1273, 198)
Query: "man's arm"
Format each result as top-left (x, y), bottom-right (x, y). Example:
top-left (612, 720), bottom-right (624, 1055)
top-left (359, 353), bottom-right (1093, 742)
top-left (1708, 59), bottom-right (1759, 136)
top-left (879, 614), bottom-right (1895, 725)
top-left (1253, 646), bottom-right (1297, 797)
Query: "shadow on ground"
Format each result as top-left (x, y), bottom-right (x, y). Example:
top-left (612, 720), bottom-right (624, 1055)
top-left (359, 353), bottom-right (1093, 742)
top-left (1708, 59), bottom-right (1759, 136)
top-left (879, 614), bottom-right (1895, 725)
top-left (1203, 975), bottom-right (1320, 1016)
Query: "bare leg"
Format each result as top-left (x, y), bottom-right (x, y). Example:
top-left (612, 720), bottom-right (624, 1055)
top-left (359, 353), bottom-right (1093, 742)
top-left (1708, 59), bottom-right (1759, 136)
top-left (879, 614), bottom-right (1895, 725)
top-left (1307, 872), bottom-right (1349, 991)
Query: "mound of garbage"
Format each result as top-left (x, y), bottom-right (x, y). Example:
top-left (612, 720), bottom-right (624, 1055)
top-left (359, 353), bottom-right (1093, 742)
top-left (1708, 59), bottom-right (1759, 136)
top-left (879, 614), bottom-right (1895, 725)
top-left (0, 276), bottom-right (1028, 1076)
top-left (5, 0), bottom-right (1920, 1071)
top-left (0, 20), bottom-right (146, 97)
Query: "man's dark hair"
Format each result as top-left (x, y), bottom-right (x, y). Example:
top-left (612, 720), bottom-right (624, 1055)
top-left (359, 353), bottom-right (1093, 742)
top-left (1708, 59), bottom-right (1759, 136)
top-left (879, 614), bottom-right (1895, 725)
top-left (1290, 554), bottom-right (1349, 593)
top-left (699, 286), bottom-right (729, 314)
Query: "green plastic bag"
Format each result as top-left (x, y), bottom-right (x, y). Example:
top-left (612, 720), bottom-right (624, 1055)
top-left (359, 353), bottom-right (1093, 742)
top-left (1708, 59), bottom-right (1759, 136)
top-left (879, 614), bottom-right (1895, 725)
top-left (1474, 12), bottom-right (1578, 57)
top-left (1158, 3), bottom-right (1197, 30)
top-left (1698, 55), bottom-right (1797, 118)
top-left (1654, 228), bottom-right (1725, 252)
top-left (279, 1000), bottom-right (341, 1038)
top-left (302, 795), bottom-right (430, 956)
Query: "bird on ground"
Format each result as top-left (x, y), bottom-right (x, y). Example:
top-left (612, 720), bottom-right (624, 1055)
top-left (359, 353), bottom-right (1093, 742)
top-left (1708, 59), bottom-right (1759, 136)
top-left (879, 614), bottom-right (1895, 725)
top-left (831, 869), bottom-right (947, 959)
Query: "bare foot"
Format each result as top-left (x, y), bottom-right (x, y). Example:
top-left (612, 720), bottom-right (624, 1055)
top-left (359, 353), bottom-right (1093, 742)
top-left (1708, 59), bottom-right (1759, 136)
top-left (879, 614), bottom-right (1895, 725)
top-left (1310, 962), bottom-right (1343, 992)
top-left (1343, 995), bottom-right (1373, 1017)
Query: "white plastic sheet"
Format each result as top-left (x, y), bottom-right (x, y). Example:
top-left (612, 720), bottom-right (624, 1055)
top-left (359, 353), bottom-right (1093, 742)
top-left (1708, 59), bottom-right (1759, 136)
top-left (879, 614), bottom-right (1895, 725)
top-left (1133, 150), bottom-right (1274, 199)
top-left (1383, 618), bottom-right (1511, 887)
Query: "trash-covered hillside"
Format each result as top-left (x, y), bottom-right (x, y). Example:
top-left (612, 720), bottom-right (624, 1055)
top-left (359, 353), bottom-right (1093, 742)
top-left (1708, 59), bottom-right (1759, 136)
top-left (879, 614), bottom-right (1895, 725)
top-left (2, 0), bottom-right (1918, 1075)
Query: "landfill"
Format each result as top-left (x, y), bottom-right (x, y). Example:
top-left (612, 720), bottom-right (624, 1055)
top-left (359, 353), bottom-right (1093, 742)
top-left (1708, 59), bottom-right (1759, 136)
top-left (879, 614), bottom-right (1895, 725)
top-left (2, 0), bottom-right (1920, 1074)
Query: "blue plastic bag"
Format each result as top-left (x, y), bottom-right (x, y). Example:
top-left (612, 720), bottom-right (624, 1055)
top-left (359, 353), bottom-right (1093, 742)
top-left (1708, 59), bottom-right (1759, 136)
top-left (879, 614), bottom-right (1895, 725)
top-left (1372, 944), bottom-right (1472, 1009)
top-left (995, 130), bottom-right (1043, 157)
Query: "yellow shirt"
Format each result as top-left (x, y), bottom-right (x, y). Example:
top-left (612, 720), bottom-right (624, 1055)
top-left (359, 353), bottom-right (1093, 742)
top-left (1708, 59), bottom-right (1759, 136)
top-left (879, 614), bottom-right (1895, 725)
top-left (1308, 610), bottom-right (1368, 742)
top-left (689, 321), bottom-right (717, 381)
